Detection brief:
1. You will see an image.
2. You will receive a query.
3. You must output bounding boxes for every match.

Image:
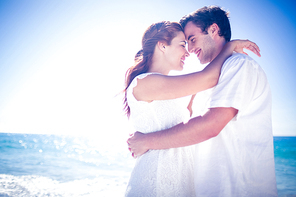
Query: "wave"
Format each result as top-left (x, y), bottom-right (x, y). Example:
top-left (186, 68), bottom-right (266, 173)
top-left (0, 173), bottom-right (128, 197)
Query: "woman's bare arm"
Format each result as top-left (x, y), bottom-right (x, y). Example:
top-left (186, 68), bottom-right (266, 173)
top-left (133, 40), bottom-right (260, 102)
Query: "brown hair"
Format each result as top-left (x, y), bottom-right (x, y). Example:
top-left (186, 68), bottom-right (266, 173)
top-left (123, 21), bottom-right (183, 117)
top-left (180, 6), bottom-right (231, 42)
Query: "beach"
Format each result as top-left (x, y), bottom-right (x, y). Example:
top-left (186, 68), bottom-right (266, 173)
top-left (0, 133), bottom-right (295, 196)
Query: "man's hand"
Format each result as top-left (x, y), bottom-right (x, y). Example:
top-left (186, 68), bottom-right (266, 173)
top-left (127, 132), bottom-right (149, 158)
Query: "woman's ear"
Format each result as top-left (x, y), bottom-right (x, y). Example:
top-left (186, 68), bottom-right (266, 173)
top-left (208, 23), bottom-right (219, 38)
top-left (157, 41), bottom-right (167, 53)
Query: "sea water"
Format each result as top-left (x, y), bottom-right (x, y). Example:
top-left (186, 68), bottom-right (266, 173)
top-left (0, 133), bottom-right (135, 196)
top-left (0, 133), bottom-right (295, 196)
top-left (274, 137), bottom-right (296, 196)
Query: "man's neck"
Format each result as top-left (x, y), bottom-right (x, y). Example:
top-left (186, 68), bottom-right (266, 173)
top-left (211, 39), bottom-right (228, 62)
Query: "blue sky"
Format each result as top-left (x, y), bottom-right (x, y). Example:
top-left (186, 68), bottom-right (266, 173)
top-left (0, 0), bottom-right (295, 136)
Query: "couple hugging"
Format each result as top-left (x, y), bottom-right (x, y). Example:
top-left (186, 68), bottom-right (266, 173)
top-left (123, 6), bottom-right (277, 197)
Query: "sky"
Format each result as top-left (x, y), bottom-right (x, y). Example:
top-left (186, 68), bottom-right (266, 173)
top-left (0, 0), bottom-right (295, 138)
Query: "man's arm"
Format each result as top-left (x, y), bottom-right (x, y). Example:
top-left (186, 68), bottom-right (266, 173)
top-left (128, 107), bottom-right (238, 157)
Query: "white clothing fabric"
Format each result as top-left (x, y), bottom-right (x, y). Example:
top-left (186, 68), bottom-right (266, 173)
top-left (125, 73), bottom-right (196, 197)
top-left (193, 53), bottom-right (277, 196)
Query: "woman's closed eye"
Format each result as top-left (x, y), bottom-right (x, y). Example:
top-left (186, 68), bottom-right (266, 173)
top-left (180, 41), bottom-right (186, 48)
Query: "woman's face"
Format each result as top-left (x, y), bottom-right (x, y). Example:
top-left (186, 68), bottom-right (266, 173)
top-left (164, 31), bottom-right (189, 71)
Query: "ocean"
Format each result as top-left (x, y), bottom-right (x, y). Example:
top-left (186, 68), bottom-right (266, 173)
top-left (0, 133), bottom-right (135, 196)
top-left (0, 133), bottom-right (295, 196)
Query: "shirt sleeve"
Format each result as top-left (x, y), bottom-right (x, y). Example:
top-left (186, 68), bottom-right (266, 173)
top-left (126, 73), bottom-right (155, 103)
top-left (209, 54), bottom-right (260, 119)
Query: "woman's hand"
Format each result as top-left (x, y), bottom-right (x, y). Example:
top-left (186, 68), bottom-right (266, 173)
top-left (229, 39), bottom-right (261, 57)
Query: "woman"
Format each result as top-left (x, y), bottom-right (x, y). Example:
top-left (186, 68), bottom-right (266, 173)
top-left (124, 21), bottom-right (260, 196)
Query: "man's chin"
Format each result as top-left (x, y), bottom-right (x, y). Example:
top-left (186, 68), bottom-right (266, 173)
top-left (197, 57), bottom-right (204, 64)
top-left (199, 60), bottom-right (206, 64)
top-left (199, 58), bottom-right (210, 65)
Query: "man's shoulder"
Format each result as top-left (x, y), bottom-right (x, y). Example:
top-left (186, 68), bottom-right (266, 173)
top-left (227, 53), bottom-right (255, 63)
top-left (223, 53), bottom-right (259, 72)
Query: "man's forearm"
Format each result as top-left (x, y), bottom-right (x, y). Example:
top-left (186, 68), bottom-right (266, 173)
top-left (145, 116), bottom-right (215, 150)
top-left (145, 107), bottom-right (238, 150)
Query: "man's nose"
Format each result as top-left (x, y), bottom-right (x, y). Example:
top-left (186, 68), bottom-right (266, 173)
top-left (188, 44), bottom-right (194, 53)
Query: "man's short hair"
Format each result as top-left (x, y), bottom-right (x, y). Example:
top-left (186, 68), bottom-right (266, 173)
top-left (180, 6), bottom-right (231, 42)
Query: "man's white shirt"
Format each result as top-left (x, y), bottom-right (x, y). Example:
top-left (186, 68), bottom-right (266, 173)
top-left (192, 53), bottom-right (277, 197)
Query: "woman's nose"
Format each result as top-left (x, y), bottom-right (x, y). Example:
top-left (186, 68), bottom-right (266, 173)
top-left (185, 50), bottom-right (190, 57)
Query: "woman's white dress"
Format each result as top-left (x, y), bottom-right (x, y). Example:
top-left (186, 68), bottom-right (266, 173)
top-left (125, 73), bottom-right (196, 197)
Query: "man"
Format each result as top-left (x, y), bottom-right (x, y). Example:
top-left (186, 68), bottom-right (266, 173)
top-left (128, 6), bottom-right (277, 196)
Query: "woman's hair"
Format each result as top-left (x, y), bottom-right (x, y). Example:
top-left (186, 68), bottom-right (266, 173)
top-left (180, 6), bottom-right (231, 42)
top-left (123, 21), bottom-right (183, 117)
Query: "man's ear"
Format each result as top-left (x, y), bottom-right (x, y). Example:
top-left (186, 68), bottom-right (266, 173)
top-left (208, 23), bottom-right (220, 38)
top-left (157, 41), bottom-right (167, 53)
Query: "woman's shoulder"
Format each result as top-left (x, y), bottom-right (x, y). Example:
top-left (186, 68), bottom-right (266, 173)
top-left (136, 72), bottom-right (163, 80)
top-left (128, 73), bottom-right (161, 90)
top-left (126, 73), bottom-right (156, 101)
top-left (135, 72), bottom-right (156, 80)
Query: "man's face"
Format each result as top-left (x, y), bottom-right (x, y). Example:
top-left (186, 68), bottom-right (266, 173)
top-left (184, 21), bottom-right (216, 64)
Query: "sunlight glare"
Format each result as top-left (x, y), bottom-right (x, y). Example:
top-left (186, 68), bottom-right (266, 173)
top-left (0, 21), bottom-right (141, 141)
